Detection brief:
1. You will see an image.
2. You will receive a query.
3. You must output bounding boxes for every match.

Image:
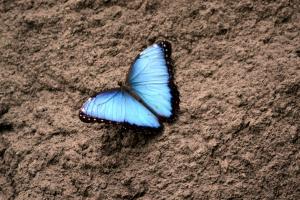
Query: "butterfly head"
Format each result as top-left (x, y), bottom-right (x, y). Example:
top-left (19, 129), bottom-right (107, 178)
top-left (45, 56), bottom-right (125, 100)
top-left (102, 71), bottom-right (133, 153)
top-left (118, 81), bottom-right (131, 92)
top-left (118, 81), bottom-right (123, 87)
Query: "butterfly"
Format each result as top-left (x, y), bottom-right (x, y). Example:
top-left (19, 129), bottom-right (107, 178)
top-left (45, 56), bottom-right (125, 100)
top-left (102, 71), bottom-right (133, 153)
top-left (79, 41), bottom-right (179, 129)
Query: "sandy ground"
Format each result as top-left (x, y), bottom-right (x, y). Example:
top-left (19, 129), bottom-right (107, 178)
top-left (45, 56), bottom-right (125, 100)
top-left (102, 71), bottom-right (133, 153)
top-left (0, 0), bottom-right (300, 199)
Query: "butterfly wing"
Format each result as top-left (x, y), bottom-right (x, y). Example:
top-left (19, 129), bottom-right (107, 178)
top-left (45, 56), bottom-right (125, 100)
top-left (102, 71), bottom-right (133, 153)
top-left (79, 89), bottom-right (161, 128)
top-left (126, 41), bottom-right (179, 119)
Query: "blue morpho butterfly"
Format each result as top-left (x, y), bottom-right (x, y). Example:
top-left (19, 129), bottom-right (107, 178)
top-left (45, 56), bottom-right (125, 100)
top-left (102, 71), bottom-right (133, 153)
top-left (79, 41), bottom-right (179, 129)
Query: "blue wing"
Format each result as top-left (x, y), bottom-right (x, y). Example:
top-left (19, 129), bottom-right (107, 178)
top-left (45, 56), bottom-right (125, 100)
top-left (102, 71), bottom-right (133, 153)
top-left (79, 89), bottom-right (161, 128)
top-left (127, 41), bottom-right (178, 119)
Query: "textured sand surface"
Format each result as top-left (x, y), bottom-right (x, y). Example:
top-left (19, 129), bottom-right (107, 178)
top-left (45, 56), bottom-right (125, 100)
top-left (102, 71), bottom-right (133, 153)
top-left (0, 0), bottom-right (300, 199)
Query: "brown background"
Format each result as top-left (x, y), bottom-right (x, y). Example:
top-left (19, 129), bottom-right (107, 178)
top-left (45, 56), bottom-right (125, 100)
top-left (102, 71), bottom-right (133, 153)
top-left (0, 0), bottom-right (299, 199)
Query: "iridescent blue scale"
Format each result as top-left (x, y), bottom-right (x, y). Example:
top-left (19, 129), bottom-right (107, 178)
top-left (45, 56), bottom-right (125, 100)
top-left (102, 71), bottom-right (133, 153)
top-left (79, 41), bottom-right (179, 129)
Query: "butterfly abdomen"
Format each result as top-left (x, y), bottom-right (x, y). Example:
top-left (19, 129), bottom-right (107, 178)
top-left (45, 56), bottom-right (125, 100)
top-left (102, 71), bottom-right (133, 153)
top-left (122, 85), bottom-right (160, 118)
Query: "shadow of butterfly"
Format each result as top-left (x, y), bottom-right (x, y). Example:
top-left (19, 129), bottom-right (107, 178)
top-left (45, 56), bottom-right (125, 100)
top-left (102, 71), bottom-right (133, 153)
top-left (79, 41), bottom-right (180, 130)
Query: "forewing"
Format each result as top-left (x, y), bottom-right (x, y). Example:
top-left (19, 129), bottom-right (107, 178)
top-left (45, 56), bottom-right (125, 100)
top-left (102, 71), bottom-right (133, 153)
top-left (127, 41), bottom-right (179, 119)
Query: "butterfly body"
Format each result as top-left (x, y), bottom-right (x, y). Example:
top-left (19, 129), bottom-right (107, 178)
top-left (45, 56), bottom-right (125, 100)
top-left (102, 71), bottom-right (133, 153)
top-left (79, 41), bottom-right (179, 129)
top-left (118, 81), bottom-right (161, 117)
